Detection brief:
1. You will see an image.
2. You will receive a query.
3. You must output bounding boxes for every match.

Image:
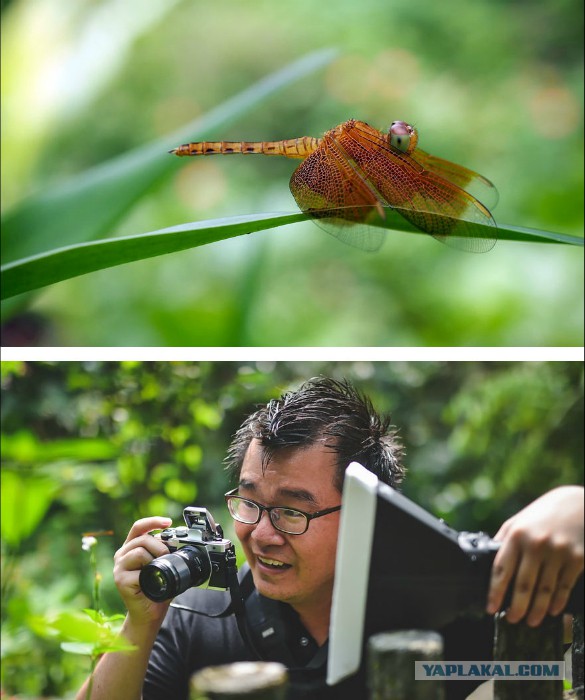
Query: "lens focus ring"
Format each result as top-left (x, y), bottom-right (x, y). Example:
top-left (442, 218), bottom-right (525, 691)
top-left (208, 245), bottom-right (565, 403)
top-left (139, 547), bottom-right (211, 601)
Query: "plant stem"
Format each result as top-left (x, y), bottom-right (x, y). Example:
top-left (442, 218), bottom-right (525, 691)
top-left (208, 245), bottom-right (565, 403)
top-left (86, 541), bottom-right (100, 700)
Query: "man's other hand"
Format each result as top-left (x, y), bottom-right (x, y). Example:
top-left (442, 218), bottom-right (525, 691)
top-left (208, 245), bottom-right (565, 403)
top-left (486, 486), bottom-right (584, 626)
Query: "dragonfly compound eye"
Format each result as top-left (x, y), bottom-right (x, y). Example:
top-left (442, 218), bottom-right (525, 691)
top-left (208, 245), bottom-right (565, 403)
top-left (389, 121), bottom-right (416, 153)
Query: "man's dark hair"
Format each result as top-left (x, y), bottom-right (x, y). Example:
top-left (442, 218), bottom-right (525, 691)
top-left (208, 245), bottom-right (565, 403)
top-left (225, 377), bottom-right (405, 491)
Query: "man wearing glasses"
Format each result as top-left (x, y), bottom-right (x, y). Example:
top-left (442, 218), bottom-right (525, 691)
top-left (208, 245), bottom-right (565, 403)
top-left (77, 377), bottom-right (584, 700)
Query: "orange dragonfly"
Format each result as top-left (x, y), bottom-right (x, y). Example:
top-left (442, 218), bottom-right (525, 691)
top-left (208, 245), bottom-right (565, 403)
top-left (171, 119), bottom-right (498, 253)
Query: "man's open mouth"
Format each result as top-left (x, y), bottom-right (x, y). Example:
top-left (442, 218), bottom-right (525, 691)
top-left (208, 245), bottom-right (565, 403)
top-left (257, 556), bottom-right (292, 570)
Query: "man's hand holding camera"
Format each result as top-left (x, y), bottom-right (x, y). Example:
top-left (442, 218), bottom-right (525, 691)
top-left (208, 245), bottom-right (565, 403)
top-left (113, 516), bottom-right (175, 628)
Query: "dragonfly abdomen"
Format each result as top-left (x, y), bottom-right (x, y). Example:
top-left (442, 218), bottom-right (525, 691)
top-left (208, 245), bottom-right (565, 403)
top-left (170, 137), bottom-right (320, 159)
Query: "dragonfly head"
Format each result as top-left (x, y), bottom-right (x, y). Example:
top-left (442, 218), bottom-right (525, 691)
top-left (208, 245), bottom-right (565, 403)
top-left (389, 121), bottom-right (418, 154)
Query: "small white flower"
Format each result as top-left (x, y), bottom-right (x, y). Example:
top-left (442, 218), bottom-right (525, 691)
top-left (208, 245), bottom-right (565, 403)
top-left (82, 536), bottom-right (98, 551)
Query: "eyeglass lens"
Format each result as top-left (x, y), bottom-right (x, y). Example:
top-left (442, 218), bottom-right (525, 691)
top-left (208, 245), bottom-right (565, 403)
top-left (228, 498), bottom-right (307, 534)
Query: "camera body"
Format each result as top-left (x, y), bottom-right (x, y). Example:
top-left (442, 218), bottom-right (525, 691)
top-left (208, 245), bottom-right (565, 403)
top-left (458, 530), bottom-right (501, 561)
top-left (160, 507), bottom-right (234, 590)
top-left (139, 507), bottom-right (236, 602)
top-left (456, 529), bottom-right (502, 610)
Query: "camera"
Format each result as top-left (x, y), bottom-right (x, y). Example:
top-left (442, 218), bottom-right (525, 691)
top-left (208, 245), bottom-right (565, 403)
top-left (363, 481), bottom-right (583, 632)
top-left (139, 507), bottom-right (235, 602)
top-left (328, 464), bottom-right (585, 691)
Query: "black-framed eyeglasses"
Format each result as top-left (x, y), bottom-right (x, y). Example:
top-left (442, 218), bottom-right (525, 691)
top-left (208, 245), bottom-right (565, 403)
top-left (224, 488), bottom-right (342, 535)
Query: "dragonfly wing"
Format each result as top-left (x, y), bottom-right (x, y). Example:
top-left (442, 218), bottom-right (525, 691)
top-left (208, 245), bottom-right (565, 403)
top-left (289, 147), bottom-right (386, 252)
top-left (341, 123), bottom-right (497, 253)
top-left (402, 170), bottom-right (497, 253)
top-left (413, 149), bottom-right (499, 211)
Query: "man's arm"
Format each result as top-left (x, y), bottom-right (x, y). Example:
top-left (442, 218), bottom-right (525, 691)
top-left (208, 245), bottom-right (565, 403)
top-left (76, 616), bottom-right (164, 700)
top-left (76, 516), bottom-right (174, 700)
top-left (486, 485), bottom-right (584, 626)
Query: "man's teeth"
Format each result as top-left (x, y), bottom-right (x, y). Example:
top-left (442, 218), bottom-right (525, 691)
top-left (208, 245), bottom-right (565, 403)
top-left (258, 556), bottom-right (287, 567)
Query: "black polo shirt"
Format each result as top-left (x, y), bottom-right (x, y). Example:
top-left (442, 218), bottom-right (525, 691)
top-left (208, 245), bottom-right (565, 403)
top-left (143, 585), bottom-right (254, 699)
top-left (142, 568), bottom-right (358, 700)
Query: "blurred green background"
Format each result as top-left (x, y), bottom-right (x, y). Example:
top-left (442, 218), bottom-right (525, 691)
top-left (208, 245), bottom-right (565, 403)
top-left (1, 0), bottom-right (583, 346)
top-left (1, 360), bottom-right (583, 697)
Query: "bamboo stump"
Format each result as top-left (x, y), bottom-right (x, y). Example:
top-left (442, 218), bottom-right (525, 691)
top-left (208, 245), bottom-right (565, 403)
top-left (190, 661), bottom-right (288, 700)
top-left (367, 630), bottom-right (444, 700)
top-left (493, 612), bottom-right (563, 700)
top-left (572, 614), bottom-right (584, 700)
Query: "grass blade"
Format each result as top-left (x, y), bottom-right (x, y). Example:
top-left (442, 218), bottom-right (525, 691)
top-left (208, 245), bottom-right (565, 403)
top-left (1, 211), bottom-right (581, 301)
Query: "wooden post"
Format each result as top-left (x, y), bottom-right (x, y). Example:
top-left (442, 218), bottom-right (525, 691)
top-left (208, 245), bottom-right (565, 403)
top-left (190, 661), bottom-right (288, 700)
top-left (493, 613), bottom-right (564, 700)
top-left (367, 630), bottom-right (444, 700)
top-left (573, 614), bottom-right (584, 700)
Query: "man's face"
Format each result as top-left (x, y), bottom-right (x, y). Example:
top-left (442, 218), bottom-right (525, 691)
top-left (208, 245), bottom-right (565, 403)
top-left (235, 439), bottom-right (342, 614)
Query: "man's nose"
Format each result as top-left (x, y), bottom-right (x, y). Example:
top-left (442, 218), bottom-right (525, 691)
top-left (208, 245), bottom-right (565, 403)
top-left (250, 510), bottom-right (286, 544)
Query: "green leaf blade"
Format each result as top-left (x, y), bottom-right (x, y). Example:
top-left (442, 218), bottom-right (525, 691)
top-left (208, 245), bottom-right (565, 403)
top-left (1, 211), bottom-right (582, 301)
top-left (0, 213), bottom-right (303, 300)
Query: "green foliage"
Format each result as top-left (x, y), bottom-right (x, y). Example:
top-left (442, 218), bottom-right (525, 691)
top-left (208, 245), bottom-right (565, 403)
top-left (30, 610), bottom-right (133, 656)
top-left (1, 2), bottom-right (583, 345)
top-left (407, 362), bottom-right (585, 528)
top-left (1, 361), bottom-right (583, 696)
top-left (1, 470), bottom-right (61, 548)
top-left (26, 536), bottom-right (136, 700)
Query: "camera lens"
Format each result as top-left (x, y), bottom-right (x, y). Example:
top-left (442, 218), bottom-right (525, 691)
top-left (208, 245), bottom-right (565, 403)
top-left (139, 546), bottom-right (212, 602)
